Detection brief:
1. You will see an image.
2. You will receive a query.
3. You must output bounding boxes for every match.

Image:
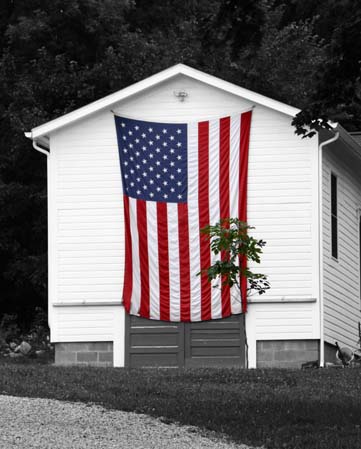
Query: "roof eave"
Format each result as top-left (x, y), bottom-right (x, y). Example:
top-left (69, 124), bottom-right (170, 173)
top-left (28, 64), bottom-right (300, 140)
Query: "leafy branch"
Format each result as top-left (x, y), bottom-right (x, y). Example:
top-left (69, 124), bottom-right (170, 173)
top-left (198, 218), bottom-right (270, 298)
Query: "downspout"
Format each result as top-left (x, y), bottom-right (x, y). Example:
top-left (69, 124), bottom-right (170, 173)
top-left (26, 136), bottom-right (51, 329)
top-left (318, 130), bottom-right (339, 367)
top-left (32, 140), bottom-right (50, 157)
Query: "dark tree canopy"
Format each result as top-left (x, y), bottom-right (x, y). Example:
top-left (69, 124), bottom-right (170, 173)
top-left (0, 0), bottom-right (359, 326)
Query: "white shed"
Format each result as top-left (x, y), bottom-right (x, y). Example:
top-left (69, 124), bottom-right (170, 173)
top-left (25, 64), bottom-right (361, 368)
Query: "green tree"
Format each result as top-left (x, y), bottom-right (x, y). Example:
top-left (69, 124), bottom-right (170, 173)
top-left (198, 218), bottom-right (270, 298)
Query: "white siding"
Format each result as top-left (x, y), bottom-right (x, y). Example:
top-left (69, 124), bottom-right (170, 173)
top-left (49, 74), bottom-right (320, 363)
top-left (322, 142), bottom-right (361, 348)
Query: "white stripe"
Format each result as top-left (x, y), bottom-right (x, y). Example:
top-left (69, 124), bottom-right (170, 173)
top-left (146, 200), bottom-right (160, 320)
top-left (129, 197), bottom-right (141, 315)
top-left (208, 118), bottom-right (222, 319)
top-left (229, 114), bottom-right (242, 314)
top-left (167, 203), bottom-right (181, 321)
top-left (187, 121), bottom-right (201, 321)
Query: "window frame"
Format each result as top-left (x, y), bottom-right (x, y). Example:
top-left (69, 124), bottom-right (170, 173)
top-left (330, 172), bottom-right (338, 260)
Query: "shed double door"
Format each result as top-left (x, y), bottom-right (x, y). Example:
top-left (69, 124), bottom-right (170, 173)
top-left (125, 314), bottom-right (245, 368)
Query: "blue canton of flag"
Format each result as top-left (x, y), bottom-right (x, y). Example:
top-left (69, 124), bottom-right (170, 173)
top-left (115, 117), bottom-right (187, 203)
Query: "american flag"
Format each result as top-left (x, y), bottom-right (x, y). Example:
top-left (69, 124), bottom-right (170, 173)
top-left (114, 111), bottom-right (252, 321)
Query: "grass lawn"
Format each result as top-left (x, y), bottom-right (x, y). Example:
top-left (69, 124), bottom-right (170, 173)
top-left (0, 364), bottom-right (361, 449)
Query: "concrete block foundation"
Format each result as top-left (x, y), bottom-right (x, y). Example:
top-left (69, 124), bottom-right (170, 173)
top-left (55, 342), bottom-right (113, 366)
top-left (256, 340), bottom-right (319, 368)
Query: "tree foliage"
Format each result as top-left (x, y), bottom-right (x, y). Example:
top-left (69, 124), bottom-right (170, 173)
top-left (0, 0), bottom-right (359, 325)
top-left (199, 218), bottom-right (270, 298)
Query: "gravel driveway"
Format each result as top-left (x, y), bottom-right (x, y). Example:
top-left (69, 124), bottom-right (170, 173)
top-left (0, 395), bottom-right (261, 449)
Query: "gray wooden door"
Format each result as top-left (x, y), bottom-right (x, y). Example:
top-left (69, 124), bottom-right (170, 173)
top-left (125, 314), bottom-right (245, 368)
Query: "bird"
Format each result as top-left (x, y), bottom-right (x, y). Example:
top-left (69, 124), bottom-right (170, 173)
top-left (335, 342), bottom-right (354, 367)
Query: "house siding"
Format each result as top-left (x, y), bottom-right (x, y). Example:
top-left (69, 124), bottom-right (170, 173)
top-left (322, 140), bottom-right (361, 349)
top-left (49, 74), bottom-right (319, 367)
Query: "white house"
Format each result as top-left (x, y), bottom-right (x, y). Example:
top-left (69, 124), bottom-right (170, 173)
top-left (25, 64), bottom-right (361, 368)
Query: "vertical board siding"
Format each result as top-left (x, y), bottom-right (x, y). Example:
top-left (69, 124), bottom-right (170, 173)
top-left (50, 74), bottom-right (318, 343)
top-left (322, 143), bottom-right (361, 348)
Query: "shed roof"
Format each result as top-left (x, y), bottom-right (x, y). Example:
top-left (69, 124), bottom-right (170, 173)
top-left (25, 63), bottom-right (300, 144)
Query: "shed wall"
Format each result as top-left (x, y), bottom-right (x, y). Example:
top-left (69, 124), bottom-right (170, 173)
top-left (49, 74), bottom-right (319, 366)
top-left (322, 142), bottom-right (361, 348)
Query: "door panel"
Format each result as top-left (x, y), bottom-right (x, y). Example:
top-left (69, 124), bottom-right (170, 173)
top-left (125, 313), bottom-right (245, 368)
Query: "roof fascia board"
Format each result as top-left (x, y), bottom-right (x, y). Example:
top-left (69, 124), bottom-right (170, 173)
top-left (30, 63), bottom-right (300, 139)
top-left (336, 124), bottom-right (361, 162)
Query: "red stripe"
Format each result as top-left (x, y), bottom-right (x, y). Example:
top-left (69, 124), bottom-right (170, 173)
top-left (137, 199), bottom-right (150, 318)
top-left (239, 111), bottom-right (252, 313)
top-left (198, 121), bottom-right (212, 321)
top-left (122, 195), bottom-right (132, 313)
top-left (157, 202), bottom-right (170, 321)
top-left (178, 203), bottom-right (191, 321)
top-left (219, 117), bottom-right (231, 317)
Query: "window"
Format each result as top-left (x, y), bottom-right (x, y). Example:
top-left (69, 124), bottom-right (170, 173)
top-left (331, 173), bottom-right (338, 259)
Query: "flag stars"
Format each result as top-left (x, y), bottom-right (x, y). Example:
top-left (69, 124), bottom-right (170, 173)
top-left (118, 118), bottom-right (186, 203)
top-left (121, 122), bottom-right (125, 127)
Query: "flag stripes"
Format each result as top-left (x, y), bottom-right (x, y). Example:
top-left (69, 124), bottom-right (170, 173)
top-left (116, 111), bottom-right (252, 322)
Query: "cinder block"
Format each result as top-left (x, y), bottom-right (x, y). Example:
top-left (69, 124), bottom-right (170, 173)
top-left (256, 350), bottom-right (274, 362)
top-left (256, 339), bottom-right (319, 368)
top-left (77, 352), bottom-right (98, 362)
top-left (55, 350), bottom-right (76, 365)
top-left (98, 352), bottom-right (113, 363)
top-left (88, 342), bottom-right (112, 351)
